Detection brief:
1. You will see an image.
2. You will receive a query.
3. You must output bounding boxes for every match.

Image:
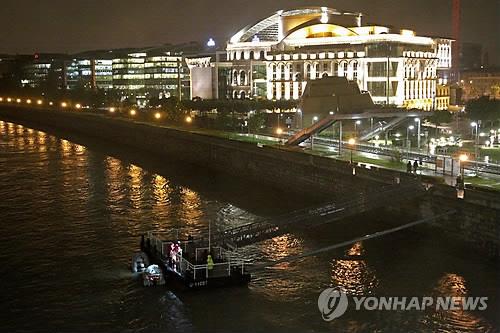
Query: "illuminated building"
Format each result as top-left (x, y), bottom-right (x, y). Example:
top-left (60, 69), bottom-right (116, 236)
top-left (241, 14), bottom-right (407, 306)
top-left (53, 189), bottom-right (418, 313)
top-left (226, 7), bottom-right (453, 110)
top-left (20, 54), bottom-right (66, 89)
top-left (459, 68), bottom-right (500, 101)
top-left (144, 51), bottom-right (190, 99)
top-left (186, 51), bottom-right (232, 99)
top-left (112, 52), bottom-right (146, 90)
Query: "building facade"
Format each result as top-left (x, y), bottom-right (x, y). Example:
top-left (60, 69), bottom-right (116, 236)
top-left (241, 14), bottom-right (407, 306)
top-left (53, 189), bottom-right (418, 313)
top-left (226, 7), bottom-right (452, 110)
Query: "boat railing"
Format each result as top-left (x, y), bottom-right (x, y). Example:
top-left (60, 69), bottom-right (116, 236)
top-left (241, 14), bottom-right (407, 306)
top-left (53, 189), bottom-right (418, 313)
top-left (181, 256), bottom-right (247, 280)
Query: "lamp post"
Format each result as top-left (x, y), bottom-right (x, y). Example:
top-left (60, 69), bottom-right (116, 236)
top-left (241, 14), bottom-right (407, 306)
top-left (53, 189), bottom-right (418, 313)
top-left (276, 127), bottom-right (283, 144)
top-left (471, 121), bottom-right (479, 173)
top-left (406, 125), bottom-right (414, 158)
top-left (414, 118), bottom-right (421, 150)
top-left (339, 121), bottom-right (343, 156)
top-left (354, 120), bottom-right (361, 138)
top-left (348, 138), bottom-right (356, 164)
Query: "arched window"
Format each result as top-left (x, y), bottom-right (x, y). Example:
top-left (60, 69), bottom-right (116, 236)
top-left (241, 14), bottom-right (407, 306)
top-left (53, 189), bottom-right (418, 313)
top-left (249, 51), bottom-right (254, 60)
top-left (233, 71), bottom-right (238, 85)
top-left (280, 64), bottom-right (285, 80)
top-left (240, 91), bottom-right (246, 99)
top-left (343, 62), bottom-right (348, 77)
top-left (333, 62), bottom-right (339, 76)
top-left (233, 90), bottom-right (238, 99)
top-left (259, 50), bottom-right (265, 60)
top-left (352, 61), bottom-right (358, 80)
top-left (322, 72), bottom-right (329, 78)
top-left (306, 64), bottom-right (311, 79)
top-left (240, 70), bottom-right (246, 85)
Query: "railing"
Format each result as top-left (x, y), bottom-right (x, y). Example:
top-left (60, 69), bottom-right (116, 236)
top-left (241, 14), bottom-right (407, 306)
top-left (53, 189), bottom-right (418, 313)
top-left (210, 181), bottom-right (425, 248)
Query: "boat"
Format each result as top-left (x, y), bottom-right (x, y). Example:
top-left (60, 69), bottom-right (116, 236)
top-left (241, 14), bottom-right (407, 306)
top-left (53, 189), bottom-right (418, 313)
top-left (131, 231), bottom-right (251, 289)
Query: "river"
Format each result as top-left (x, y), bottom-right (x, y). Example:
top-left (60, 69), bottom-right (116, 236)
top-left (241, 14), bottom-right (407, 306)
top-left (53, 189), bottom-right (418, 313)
top-left (0, 119), bottom-right (498, 332)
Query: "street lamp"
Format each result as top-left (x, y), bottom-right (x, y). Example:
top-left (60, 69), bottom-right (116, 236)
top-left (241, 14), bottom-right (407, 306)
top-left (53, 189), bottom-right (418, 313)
top-left (37, 99), bottom-right (43, 105)
top-left (470, 121), bottom-right (480, 172)
top-left (414, 118), bottom-right (421, 150)
top-left (109, 107), bottom-right (116, 113)
top-left (354, 120), bottom-right (361, 138)
top-left (276, 127), bottom-right (283, 144)
top-left (154, 112), bottom-right (161, 120)
top-left (406, 125), bottom-right (414, 159)
top-left (185, 116), bottom-right (192, 123)
top-left (348, 138), bottom-right (356, 163)
top-left (61, 102), bottom-right (68, 108)
top-left (130, 109), bottom-right (136, 116)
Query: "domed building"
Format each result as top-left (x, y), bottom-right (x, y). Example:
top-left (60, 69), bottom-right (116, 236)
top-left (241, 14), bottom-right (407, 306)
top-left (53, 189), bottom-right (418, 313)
top-left (226, 6), bottom-right (452, 110)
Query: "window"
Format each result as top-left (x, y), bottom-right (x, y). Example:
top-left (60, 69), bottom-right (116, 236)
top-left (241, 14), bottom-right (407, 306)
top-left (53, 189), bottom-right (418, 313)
top-left (352, 61), bottom-right (358, 80)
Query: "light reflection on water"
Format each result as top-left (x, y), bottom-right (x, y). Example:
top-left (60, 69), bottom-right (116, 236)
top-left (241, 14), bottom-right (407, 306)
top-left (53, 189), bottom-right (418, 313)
top-left (0, 119), bottom-right (498, 333)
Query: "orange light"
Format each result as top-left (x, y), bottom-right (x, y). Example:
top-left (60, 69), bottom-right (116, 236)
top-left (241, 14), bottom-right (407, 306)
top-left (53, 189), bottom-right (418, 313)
top-left (16, 98), bottom-right (21, 103)
top-left (7, 98), bottom-right (12, 102)
top-left (459, 154), bottom-right (468, 162)
top-left (37, 99), bottom-right (43, 105)
top-left (109, 107), bottom-right (116, 113)
top-left (75, 103), bottom-right (82, 109)
top-left (276, 127), bottom-right (283, 135)
top-left (0, 97), bottom-right (3, 102)
top-left (49, 101), bottom-right (54, 106)
top-left (185, 116), bottom-right (192, 123)
top-left (154, 112), bottom-right (161, 119)
top-left (26, 99), bottom-right (32, 104)
top-left (348, 138), bottom-right (356, 145)
top-left (130, 109), bottom-right (136, 116)
top-left (61, 102), bottom-right (68, 108)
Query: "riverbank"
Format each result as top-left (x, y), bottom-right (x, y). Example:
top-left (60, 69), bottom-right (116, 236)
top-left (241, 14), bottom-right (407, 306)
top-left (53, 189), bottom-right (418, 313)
top-left (1, 105), bottom-right (499, 259)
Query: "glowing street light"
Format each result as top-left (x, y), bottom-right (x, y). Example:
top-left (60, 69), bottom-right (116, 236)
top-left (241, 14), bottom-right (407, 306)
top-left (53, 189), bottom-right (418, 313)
top-left (459, 154), bottom-right (468, 177)
top-left (354, 120), bottom-right (361, 137)
top-left (130, 109), bottom-right (137, 116)
top-left (109, 107), bottom-right (116, 113)
top-left (414, 117), bottom-right (421, 149)
top-left (37, 99), bottom-right (43, 105)
top-left (75, 103), bottom-right (82, 109)
top-left (49, 101), bottom-right (54, 106)
top-left (26, 99), bottom-right (32, 104)
top-left (16, 98), bottom-right (21, 103)
top-left (276, 127), bottom-right (283, 135)
top-left (7, 98), bottom-right (12, 102)
top-left (0, 97), bottom-right (3, 102)
top-left (348, 138), bottom-right (356, 164)
top-left (61, 102), bottom-right (68, 108)
top-left (154, 112), bottom-right (161, 120)
top-left (185, 116), bottom-right (192, 123)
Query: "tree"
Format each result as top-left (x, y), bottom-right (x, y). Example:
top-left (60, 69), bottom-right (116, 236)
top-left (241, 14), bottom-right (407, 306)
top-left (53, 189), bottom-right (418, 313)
top-left (248, 112), bottom-right (266, 135)
top-left (427, 110), bottom-right (453, 126)
top-left (466, 96), bottom-right (500, 127)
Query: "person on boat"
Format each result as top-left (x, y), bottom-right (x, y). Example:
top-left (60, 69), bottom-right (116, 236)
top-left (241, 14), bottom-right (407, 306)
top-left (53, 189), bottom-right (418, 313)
top-left (207, 254), bottom-right (214, 271)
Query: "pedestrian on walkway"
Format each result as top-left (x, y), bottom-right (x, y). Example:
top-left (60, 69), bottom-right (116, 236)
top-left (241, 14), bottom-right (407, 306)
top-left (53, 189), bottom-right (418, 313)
top-left (406, 161), bottom-right (412, 173)
top-left (413, 160), bottom-right (419, 174)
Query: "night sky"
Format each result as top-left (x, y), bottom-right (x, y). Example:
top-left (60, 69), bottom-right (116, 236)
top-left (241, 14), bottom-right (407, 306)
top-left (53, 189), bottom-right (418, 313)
top-left (0, 0), bottom-right (498, 64)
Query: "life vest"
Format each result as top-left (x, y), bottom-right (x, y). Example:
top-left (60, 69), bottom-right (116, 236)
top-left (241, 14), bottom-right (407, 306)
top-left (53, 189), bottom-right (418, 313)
top-left (207, 255), bottom-right (214, 270)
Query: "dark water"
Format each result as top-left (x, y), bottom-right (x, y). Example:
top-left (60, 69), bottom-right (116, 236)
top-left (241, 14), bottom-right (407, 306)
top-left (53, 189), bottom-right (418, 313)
top-left (0, 119), bottom-right (498, 333)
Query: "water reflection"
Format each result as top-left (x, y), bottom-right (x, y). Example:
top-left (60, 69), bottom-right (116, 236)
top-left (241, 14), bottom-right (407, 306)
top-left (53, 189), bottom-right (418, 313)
top-left (330, 242), bottom-right (378, 295)
top-left (425, 273), bottom-right (492, 332)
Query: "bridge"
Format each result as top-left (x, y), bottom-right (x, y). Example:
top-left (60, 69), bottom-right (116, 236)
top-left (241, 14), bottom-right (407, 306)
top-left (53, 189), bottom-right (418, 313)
top-left (204, 180), bottom-right (425, 249)
top-left (286, 110), bottom-right (433, 146)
